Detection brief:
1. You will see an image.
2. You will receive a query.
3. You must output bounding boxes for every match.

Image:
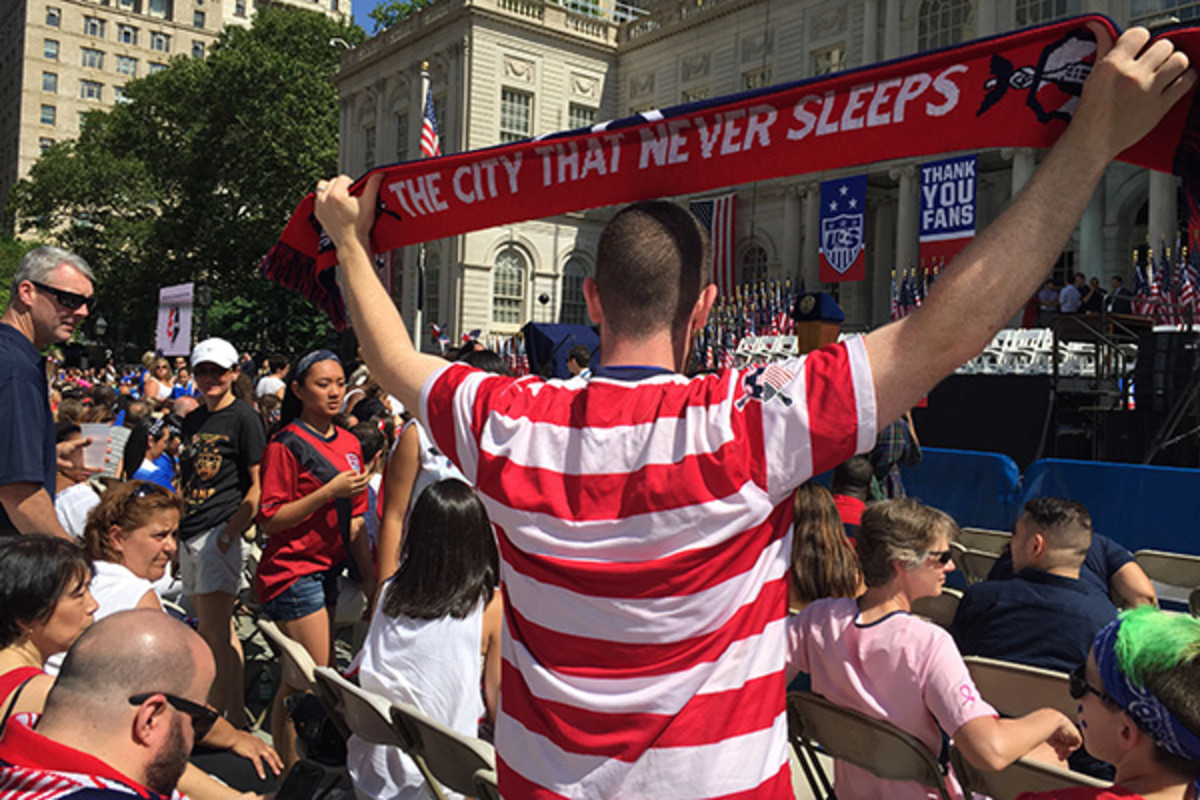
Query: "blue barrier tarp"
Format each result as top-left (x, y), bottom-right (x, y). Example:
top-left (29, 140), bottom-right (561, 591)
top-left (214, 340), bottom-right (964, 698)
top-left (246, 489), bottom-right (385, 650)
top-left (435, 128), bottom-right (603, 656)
top-left (900, 448), bottom-right (1021, 531)
top-left (1019, 459), bottom-right (1200, 555)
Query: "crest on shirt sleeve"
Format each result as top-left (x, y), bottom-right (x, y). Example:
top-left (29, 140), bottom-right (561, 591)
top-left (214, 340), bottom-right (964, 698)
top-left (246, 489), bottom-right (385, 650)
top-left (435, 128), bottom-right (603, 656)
top-left (735, 364), bottom-right (795, 410)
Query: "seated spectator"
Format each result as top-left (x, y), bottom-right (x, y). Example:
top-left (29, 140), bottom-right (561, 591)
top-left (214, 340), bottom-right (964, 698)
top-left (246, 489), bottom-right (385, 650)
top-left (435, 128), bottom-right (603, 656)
top-left (952, 498), bottom-right (1117, 673)
top-left (0, 610), bottom-right (216, 800)
top-left (1017, 607), bottom-right (1200, 800)
top-left (788, 499), bottom-right (1080, 799)
top-left (566, 344), bottom-right (591, 376)
top-left (348, 479), bottom-right (502, 800)
top-left (0, 536), bottom-right (95, 721)
top-left (143, 358), bottom-right (174, 407)
top-left (53, 422), bottom-right (101, 539)
top-left (80, 482), bottom-right (282, 794)
top-left (121, 418), bottom-right (174, 490)
top-left (987, 528), bottom-right (1156, 609)
top-left (789, 483), bottom-right (861, 613)
top-left (830, 455), bottom-right (872, 536)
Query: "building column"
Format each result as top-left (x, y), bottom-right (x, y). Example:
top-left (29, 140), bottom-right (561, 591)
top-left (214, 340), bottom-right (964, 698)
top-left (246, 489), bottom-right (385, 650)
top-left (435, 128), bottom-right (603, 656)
top-left (802, 184), bottom-right (821, 289)
top-left (1008, 147), bottom-right (1036, 196)
top-left (884, 0), bottom-right (901, 60)
top-left (891, 165), bottom-right (918, 271)
top-left (873, 197), bottom-right (897, 324)
top-left (1079, 177), bottom-right (1105, 277)
top-left (1149, 169), bottom-right (1179, 253)
top-left (782, 186), bottom-right (802, 281)
top-left (976, 0), bottom-right (997, 37)
top-left (862, 0), bottom-right (879, 64)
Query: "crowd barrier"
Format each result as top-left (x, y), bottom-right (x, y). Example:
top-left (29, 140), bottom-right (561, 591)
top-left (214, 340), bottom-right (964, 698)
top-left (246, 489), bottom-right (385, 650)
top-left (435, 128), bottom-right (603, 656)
top-left (900, 448), bottom-right (1200, 555)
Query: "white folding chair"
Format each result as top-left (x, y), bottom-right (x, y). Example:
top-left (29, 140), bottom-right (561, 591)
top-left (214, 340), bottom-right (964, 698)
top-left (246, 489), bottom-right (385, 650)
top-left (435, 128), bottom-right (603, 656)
top-left (1133, 549), bottom-right (1200, 608)
top-left (963, 656), bottom-right (1075, 719)
top-left (911, 587), bottom-right (963, 630)
top-left (950, 747), bottom-right (1110, 800)
top-left (958, 527), bottom-right (1012, 555)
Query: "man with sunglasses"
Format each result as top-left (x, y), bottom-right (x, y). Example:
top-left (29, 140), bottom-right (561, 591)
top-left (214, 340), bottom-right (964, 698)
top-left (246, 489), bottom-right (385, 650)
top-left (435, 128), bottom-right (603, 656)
top-left (0, 609), bottom-right (217, 799)
top-left (0, 246), bottom-right (97, 539)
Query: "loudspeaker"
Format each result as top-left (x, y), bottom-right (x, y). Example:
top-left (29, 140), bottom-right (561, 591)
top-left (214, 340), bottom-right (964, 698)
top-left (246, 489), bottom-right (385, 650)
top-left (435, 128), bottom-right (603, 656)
top-left (1134, 331), bottom-right (1200, 414)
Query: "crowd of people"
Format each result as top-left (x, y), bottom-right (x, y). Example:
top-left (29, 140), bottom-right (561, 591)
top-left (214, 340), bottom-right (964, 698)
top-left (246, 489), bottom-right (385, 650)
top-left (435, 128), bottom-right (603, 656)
top-left (0, 23), bottom-right (1197, 800)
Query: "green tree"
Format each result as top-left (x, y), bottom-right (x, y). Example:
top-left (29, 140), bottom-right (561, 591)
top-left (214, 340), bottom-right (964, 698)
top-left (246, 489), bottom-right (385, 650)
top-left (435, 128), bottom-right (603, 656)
top-left (367, 0), bottom-right (435, 33)
top-left (0, 238), bottom-right (46, 310)
top-left (9, 6), bottom-right (364, 357)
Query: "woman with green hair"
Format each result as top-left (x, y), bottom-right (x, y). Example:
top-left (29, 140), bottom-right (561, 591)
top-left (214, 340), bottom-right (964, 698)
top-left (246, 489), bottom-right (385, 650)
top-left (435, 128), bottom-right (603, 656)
top-left (1019, 606), bottom-right (1200, 799)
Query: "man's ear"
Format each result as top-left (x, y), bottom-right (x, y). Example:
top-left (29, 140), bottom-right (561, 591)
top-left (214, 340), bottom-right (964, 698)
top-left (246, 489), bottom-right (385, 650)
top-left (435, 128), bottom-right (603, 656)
top-left (131, 696), bottom-right (167, 748)
top-left (1029, 532), bottom-right (1047, 560)
top-left (583, 277), bottom-right (604, 329)
top-left (688, 284), bottom-right (718, 338)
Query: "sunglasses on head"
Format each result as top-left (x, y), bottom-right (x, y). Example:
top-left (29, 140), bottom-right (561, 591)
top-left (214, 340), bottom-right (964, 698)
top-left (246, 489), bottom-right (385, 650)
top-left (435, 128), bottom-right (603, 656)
top-left (926, 549), bottom-right (954, 565)
top-left (1068, 664), bottom-right (1115, 704)
top-left (30, 281), bottom-right (95, 312)
top-left (129, 691), bottom-right (219, 739)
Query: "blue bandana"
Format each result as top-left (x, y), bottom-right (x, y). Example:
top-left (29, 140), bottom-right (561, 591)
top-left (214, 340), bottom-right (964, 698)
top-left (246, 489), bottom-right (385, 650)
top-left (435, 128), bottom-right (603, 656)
top-left (1093, 617), bottom-right (1200, 762)
top-left (295, 349), bottom-right (341, 381)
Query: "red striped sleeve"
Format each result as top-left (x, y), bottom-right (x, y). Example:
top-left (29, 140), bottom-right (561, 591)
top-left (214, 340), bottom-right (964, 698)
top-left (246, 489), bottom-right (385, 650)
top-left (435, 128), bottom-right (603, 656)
top-left (803, 344), bottom-right (861, 474)
top-left (502, 576), bottom-right (787, 677)
top-left (494, 502), bottom-right (789, 600)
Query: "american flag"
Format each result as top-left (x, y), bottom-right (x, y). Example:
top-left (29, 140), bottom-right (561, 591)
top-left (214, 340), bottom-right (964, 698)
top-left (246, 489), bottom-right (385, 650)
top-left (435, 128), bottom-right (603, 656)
top-left (689, 194), bottom-right (736, 298)
top-left (421, 86), bottom-right (440, 158)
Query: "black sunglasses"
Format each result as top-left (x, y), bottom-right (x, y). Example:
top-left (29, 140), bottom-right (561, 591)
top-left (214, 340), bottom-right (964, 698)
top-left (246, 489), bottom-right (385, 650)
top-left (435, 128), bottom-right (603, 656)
top-left (926, 549), bottom-right (954, 565)
top-left (1068, 664), bottom-right (1115, 705)
top-left (30, 281), bottom-right (95, 312)
top-left (129, 691), bottom-right (219, 739)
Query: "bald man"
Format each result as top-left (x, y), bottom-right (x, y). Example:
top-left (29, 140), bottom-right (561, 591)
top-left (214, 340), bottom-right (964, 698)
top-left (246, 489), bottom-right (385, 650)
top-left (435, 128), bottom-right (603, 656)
top-left (0, 610), bottom-right (217, 799)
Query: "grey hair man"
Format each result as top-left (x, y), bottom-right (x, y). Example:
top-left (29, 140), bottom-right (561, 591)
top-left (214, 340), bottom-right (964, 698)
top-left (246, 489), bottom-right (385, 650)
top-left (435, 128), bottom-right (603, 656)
top-left (0, 246), bottom-right (97, 537)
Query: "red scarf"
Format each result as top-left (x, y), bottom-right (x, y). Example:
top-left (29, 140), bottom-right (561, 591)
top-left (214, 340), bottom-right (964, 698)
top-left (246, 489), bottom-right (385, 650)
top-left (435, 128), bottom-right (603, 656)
top-left (263, 15), bottom-right (1200, 328)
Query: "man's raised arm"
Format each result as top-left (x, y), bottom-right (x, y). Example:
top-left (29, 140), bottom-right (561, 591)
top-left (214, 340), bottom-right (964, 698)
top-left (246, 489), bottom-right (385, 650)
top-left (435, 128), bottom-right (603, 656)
top-left (314, 173), bottom-right (449, 419)
top-left (866, 25), bottom-right (1195, 429)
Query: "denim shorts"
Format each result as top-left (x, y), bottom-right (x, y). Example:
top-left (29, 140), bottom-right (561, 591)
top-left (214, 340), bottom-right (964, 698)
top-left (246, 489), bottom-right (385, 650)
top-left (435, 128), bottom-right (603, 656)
top-left (261, 570), bottom-right (339, 622)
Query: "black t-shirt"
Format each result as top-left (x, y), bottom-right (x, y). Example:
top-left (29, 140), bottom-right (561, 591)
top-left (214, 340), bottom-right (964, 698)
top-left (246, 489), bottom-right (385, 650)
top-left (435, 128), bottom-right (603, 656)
top-left (180, 398), bottom-right (266, 539)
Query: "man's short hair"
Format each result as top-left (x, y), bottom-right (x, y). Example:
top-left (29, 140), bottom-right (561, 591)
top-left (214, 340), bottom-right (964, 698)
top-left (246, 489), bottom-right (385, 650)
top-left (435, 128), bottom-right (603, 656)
top-left (595, 201), bottom-right (711, 339)
top-left (1022, 497), bottom-right (1092, 556)
top-left (11, 246), bottom-right (94, 299)
top-left (267, 354), bottom-right (289, 373)
top-left (1112, 275), bottom-right (1125, 285)
top-left (567, 345), bottom-right (591, 369)
top-left (831, 456), bottom-right (873, 498)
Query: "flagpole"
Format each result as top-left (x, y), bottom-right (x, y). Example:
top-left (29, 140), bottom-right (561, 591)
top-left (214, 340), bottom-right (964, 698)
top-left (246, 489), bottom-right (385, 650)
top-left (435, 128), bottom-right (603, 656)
top-left (415, 62), bottom-right (431, 353)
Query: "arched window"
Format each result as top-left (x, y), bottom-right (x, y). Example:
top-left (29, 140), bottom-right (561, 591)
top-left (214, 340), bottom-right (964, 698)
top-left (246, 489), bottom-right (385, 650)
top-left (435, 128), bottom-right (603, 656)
top-left (560, 257), bottom-right (591, 326)
top-left (492, 246), bottom-right (527, 325)
top-left (1131, 0), bottom-right (1200, 23)
top-left (1014, 0), bottom-right (1077, 26)
top-left (423, 250), bottom-right (440, 328)
top-left (917, 0), bottom-right (972, 51)
top-left (741, 244), bottom-right (769, 287)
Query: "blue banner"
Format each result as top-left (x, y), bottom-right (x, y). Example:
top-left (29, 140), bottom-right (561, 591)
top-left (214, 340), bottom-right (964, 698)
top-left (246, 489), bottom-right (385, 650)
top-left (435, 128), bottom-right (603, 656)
top-left (920, 154), bottom-right (977, 263)
top-left (819, 174), bottom-right (867, 283)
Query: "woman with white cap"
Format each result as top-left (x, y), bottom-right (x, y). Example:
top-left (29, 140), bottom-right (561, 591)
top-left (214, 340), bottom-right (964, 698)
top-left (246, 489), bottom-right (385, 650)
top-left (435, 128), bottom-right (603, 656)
top-left (178, 336), bottom-right (266, 728)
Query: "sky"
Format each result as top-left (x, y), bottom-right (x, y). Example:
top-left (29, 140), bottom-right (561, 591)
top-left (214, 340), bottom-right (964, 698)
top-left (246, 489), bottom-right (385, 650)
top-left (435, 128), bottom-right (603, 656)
top-left (352, 1), bottom-right (380, 35)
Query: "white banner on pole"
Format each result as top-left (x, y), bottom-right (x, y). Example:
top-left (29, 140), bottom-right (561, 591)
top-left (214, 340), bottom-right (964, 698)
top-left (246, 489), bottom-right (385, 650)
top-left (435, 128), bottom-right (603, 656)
top-left (156, 282), bottom-right (194, 357)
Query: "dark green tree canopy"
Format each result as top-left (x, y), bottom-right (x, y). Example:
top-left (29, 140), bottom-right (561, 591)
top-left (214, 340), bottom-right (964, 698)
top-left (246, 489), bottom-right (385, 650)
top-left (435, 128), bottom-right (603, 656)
top-left (9, 6), bottom-right (364, 358)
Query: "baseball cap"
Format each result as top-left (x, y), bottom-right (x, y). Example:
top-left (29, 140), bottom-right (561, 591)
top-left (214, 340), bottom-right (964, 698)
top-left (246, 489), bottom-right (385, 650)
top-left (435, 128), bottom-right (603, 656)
top-left (191, 338), bottom-right (238, 370)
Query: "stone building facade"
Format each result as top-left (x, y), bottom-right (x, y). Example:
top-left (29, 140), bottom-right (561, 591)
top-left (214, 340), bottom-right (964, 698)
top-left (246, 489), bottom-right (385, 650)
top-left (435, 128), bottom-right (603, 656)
top-left (0, 0), bottom-right (348, 217)
top-left (340, 0), bottom-right (1191, 346)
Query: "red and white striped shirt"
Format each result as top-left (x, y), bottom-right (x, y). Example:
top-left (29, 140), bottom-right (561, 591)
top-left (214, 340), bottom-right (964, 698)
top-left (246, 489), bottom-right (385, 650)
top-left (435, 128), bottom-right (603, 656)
top-left (421, 338), bottom-right (876, 799)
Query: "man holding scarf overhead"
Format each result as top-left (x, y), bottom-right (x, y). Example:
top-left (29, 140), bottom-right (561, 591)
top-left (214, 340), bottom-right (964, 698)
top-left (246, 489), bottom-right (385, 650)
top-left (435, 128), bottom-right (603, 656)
top-left (310, 24), bottom-right (1194, 800)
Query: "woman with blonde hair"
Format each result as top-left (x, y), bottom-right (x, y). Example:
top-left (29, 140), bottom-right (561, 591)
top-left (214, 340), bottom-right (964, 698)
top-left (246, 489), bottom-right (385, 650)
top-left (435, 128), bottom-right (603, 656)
top-left (143, 357), bottom-right (174, 405)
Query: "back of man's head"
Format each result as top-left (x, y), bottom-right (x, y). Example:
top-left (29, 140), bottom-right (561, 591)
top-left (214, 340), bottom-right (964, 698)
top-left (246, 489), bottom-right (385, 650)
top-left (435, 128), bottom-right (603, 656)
top-left (1020, 497), bottom-right (1092, 570)
top-left (45, 609), bottom-right (202, 721)
top-left (831, 456), bottom-right (873, 501)
top-left (268, 354), bottom-right (289, 374)
top-left (595, 201), bottom-right (710, 339)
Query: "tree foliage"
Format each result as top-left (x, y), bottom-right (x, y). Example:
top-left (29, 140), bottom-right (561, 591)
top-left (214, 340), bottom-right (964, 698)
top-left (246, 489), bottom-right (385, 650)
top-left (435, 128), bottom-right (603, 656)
top-left (367, 0), bottom-right (436, 33)
top-left (9, 7), bottom-right (364, 357)
top-left (0, 238), bottom-right (45, 310)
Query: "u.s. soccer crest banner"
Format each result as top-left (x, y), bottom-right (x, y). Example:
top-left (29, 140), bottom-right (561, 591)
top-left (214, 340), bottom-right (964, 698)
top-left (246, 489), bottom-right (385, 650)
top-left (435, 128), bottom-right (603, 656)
top-left (155, 282), bottom-right (194, 357)
top-left (263, 15), bottom-right (1200, 328)
top-left (920, 154), bottom-right (977, 265)
top-left (819, 175), bottom-right (868, 283)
